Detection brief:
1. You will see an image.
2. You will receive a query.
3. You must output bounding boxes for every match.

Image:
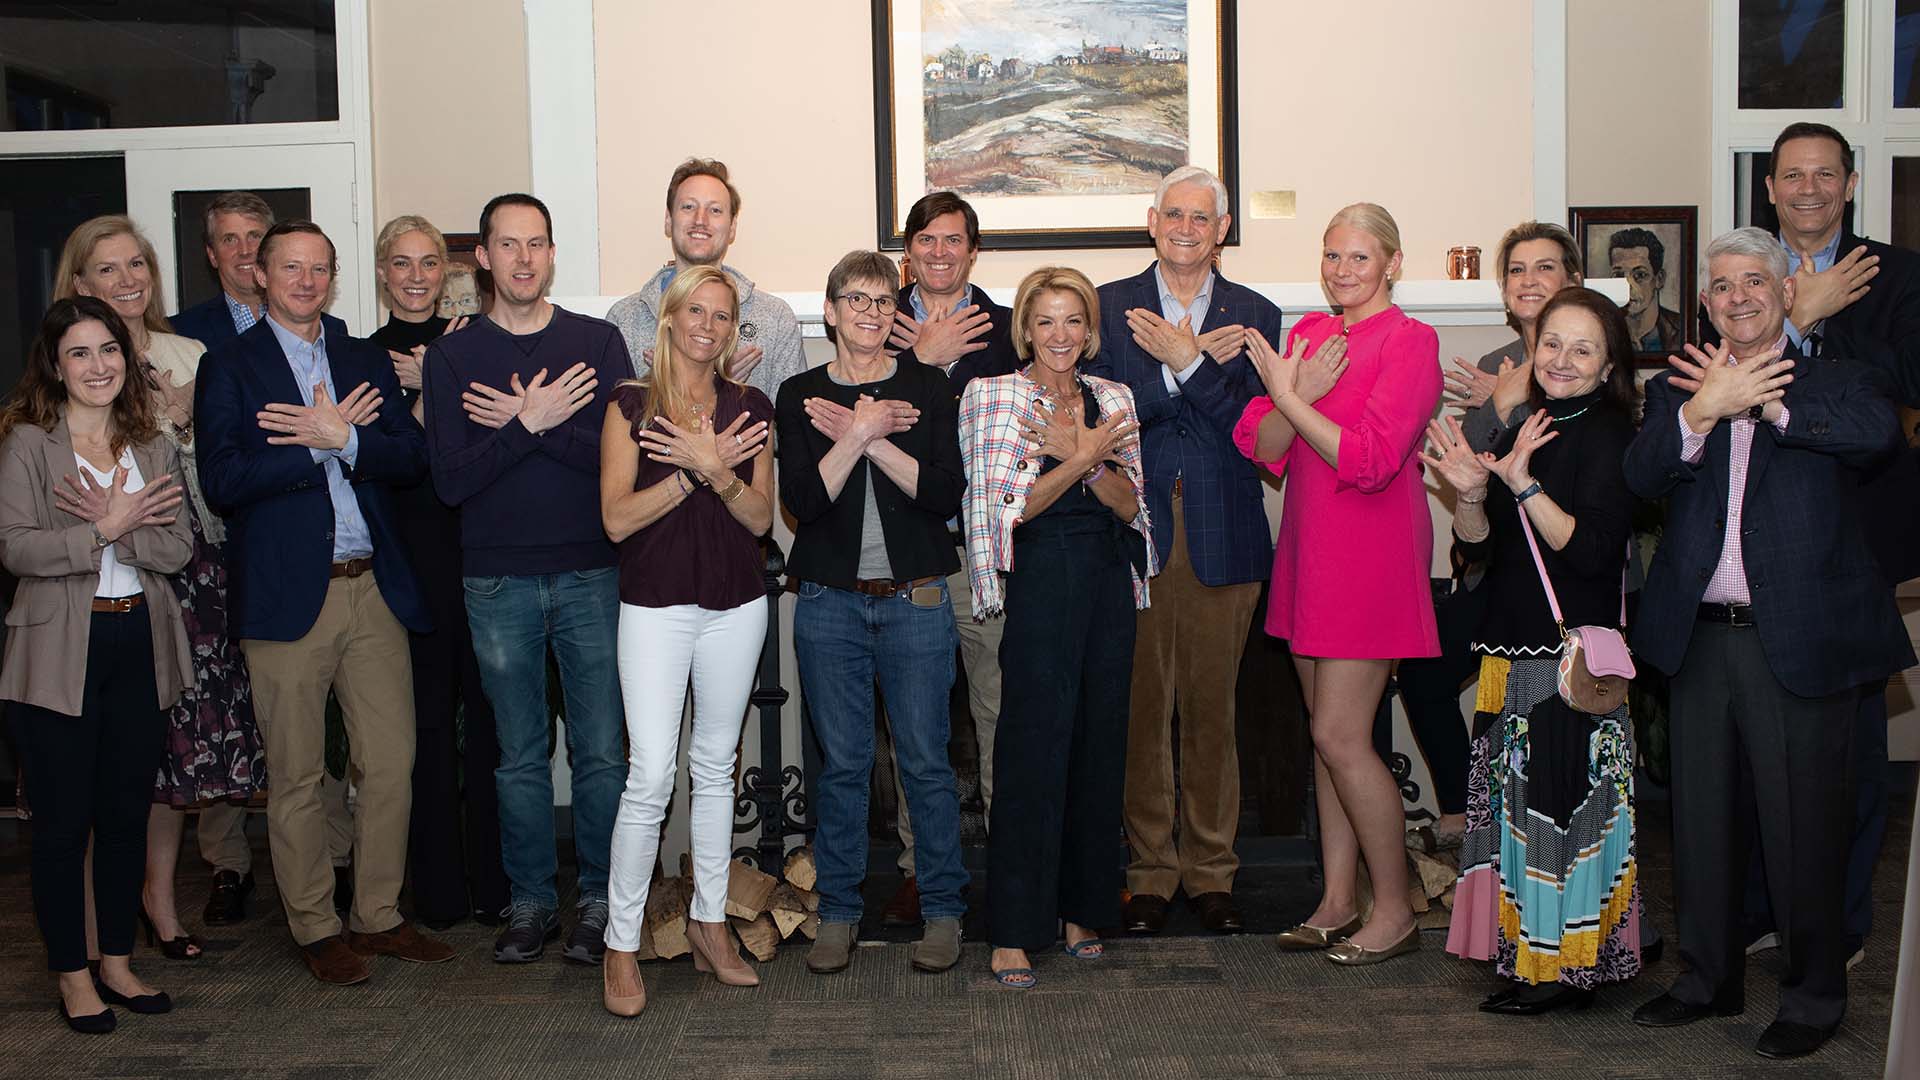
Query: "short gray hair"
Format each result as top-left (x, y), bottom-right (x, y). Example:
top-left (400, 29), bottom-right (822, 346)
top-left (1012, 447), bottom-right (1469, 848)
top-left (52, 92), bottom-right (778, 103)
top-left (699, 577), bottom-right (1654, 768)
top-left (1702, 226), bottom-right (1790, 286)
top-left (825, 249), bottom-right (898, 300)
top-left (1154, 165), bottom-right (1229, 218)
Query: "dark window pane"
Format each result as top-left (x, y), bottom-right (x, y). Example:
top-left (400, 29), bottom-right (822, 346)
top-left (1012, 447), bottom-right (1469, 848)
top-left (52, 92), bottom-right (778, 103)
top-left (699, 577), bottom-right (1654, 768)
top-left (1739, 0), bottom-right (1845, 109)
top-left (1733, 149), bottom-right (1860, 235)
top-left (0, 2), bottom-right (337, 130)
top-left (172, 188), bottom-right (311, 309)
top-left (1899, 0), bottom-right (1920, 108)
top-left (0, 156), bottom-right (126, 388)
top-left (1895, 159), bottom-right (1920, 252)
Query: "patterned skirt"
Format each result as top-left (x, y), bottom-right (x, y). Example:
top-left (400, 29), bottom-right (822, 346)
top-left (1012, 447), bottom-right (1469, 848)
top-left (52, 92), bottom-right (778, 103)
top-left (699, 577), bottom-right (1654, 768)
top-left (151, 515), bottom-right (265, 808)
top-left (1444, 654), bottom-right (1642, 988)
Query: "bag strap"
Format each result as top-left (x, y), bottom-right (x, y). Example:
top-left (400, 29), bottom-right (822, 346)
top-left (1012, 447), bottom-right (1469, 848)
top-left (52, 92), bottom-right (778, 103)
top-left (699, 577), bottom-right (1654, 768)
top-left (1515, 499), bottom-right (1630, 635)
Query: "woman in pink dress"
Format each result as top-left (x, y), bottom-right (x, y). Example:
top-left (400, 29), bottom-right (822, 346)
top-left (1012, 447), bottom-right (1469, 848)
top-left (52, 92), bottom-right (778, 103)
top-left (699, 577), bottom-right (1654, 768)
top-left (1232, 203), bottom-right (1441, 964)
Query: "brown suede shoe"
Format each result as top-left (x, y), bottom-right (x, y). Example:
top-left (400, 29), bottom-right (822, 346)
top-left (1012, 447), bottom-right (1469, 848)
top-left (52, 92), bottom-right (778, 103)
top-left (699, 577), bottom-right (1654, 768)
top-left (346, 922), bottom-right (456, 964)
top-left (302, 935), bottom-right (372, 985)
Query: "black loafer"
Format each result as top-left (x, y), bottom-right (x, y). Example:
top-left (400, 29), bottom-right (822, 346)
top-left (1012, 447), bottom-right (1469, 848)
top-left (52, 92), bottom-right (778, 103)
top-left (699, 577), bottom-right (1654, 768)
top-left (1755, 1020), bottom-right (1835, 1059)
top-left (1123, 893), bottom-right (1170, 934)
top-left (1479, 984), bottom-right (1593, 1016)
top-left (1632, 991), bottom-right (1744, 1027)
top-left (202, 870), bottom-right (254, 926)
top-left (1191, 892), bottom-right (1244, 934)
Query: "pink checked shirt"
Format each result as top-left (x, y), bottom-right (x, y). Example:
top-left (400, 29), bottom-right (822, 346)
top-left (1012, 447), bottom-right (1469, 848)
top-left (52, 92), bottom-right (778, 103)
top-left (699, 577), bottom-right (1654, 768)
top-left (1676, 337), bottom-right (1791, 605)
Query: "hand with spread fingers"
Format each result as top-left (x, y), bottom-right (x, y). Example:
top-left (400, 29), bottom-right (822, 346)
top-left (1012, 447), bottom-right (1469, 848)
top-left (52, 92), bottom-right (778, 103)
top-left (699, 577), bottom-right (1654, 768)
top-left (636, 412), bottom-right (735, 486)
top-left (388, 346), bottom-right (427, 391)
top-left (463, 379), bottom-right (524, 429)
top-left (1246, 329), bottom-right (1305, 404)
top-left (1488, 357), bottom-right (1533, 422)
top-left (1481, 409), bottom-right (1559, 493)
top-left (513, 363), bottom-right (599, 434)
top-left (1789, 244), bottom-right (1878, 330)
top-left (1124, 308), bottom-right (1202, 370)
top-left (1443, 356), bottom-right (1498, 409)
top-left (712, 411), bottom-right (771, 469)
top-left (1196, 322), bottom-right (1250, 364)
top-left (1292, 333), bottom-right (1350, 405)
top-left (92, 466), bottom-right (184, 542)
top-left (890, 304), bottom-right (992, 367)
top-left (145, 363), bottom-right (196, 433)
top-left (1419, 415), bottom-right (1489, 498)
top-left (727, 344), bottom-right (765, 382)
top-left (1673, 341), bottom-right (1795, 430)
top-left (257, 382), bottom-right (375, 450)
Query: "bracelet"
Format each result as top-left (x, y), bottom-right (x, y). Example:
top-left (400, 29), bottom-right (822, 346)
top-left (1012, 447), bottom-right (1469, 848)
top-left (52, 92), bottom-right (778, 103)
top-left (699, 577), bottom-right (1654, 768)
top-left (676, 471), bottom-right (694, 497)
top-left (1455, 490), bottom-right (1487, 505)
top-left (1085, 463), bottom-right (1107, 484)
top-left (1513, 481), bottom-right (1544, 503)
top-left (717, 477), bottom-right (747, 504)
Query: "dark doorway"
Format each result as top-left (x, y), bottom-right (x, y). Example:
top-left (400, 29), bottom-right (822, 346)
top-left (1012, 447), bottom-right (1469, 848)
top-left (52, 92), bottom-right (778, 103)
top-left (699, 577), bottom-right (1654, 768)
top-left (172, 186), bottom-right (312, 310)
top-left (0, 155), bottom-right (126, 391)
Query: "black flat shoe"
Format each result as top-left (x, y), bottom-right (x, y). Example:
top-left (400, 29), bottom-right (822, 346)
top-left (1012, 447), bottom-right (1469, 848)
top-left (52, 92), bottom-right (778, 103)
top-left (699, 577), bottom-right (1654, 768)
top-left (1632, 990), bottom-right (1744, 1027)
top-left (1755, 1020), bottom-right (1835, 1059)
top-left (1479, 986), bottom-right (1522, 1010)
top-left (93, 978), bottom-right (172, 1015)
top-left (60, 1001), bottom-right (115, 1035)
top-left (1479, 984), bottom-right (1594, 1016)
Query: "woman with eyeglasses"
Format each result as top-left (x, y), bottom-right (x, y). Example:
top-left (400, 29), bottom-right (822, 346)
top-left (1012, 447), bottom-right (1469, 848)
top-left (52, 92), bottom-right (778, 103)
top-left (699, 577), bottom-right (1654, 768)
top-left (775, 250), bottom-right (968, 978)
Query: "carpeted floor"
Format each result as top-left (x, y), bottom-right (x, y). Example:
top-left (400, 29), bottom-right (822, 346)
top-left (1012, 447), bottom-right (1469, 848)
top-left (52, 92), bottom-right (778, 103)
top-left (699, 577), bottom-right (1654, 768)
top-left (0, 792), bottom-right (1906, 1079)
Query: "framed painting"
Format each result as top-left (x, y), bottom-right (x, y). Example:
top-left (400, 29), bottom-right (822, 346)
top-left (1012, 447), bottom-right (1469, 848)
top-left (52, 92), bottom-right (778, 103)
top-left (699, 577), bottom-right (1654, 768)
top-left (1568, 205), bottom-right (1699, 364)
top-left (871, 0), bottom-right (1239, 251)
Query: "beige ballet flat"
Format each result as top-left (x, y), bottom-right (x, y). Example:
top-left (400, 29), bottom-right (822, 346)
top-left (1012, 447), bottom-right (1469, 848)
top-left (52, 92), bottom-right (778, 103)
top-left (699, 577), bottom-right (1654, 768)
top-left (1274, 914), bottom-right (1363, 952)
top-left (1325, 924), bottom-right (1421, 966)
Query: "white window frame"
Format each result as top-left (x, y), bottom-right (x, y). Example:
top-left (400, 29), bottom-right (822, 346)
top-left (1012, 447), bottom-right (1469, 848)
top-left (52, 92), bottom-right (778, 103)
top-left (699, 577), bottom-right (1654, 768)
top-left (1713, 0), bottom-right (1920, 240)
top-left (0, 0), bottom-right (376, 322)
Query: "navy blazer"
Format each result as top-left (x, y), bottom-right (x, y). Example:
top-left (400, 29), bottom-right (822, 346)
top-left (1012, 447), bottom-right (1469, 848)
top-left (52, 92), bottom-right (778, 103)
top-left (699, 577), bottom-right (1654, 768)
top-left (1086, 265), bottom-right (1279, 587)
top-left (195, 319), bottom-right (430, 642)
top-left (1624, 354), bottom-right (1912, 698)
top-left (169, 293), bottom-right (349, 348)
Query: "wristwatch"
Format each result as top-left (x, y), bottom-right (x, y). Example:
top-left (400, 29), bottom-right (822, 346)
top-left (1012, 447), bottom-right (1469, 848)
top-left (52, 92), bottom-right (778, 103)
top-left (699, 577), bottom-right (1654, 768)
top-left (90, 524), bottom-right (109, 549)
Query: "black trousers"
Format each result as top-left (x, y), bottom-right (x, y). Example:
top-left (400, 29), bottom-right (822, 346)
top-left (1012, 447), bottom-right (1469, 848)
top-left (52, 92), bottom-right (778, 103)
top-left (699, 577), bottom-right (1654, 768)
top-left (1389, 578), bottom-right (1484, 815)
top-left (1667, 619), bottom-right (1856, 1030)
top-left (987, 524), bottom-right (1135, 950)
top-left (404, 545), bottom-right (508, 925)
top-left (9, 609), bottom-right (167, 972)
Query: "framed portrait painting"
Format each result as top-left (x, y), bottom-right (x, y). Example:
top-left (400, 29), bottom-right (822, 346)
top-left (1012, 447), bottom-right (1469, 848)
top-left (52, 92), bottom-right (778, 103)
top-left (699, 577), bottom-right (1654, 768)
top-left (870, 0), bottom-right (1239, 251)
top-left (1569, 205), bottom-right (1699, 363)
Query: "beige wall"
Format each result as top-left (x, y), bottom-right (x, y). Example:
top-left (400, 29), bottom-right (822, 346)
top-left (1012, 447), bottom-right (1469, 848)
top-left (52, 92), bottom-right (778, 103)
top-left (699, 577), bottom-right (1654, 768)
top-left (1566, 0), bottom-right (1713, 270)
top-left (368, 0), bottom-right (530, 242)
top-left (593, 1), bottom-right (1535, 295)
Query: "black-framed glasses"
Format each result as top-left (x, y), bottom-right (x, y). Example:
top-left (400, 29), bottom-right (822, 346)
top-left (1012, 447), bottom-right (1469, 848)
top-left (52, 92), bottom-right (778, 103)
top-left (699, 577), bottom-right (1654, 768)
top-left (836, 292), bottom-right (898, 314)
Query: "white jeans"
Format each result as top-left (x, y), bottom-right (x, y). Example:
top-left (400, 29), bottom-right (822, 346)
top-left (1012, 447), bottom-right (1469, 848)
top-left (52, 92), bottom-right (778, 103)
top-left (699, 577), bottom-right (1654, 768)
top-left (605, 598), bottom-right (767, 949)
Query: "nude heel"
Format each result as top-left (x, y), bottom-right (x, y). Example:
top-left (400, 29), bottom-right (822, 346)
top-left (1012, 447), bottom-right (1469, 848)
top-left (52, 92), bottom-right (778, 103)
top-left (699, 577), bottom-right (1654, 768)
top-left (602, 950), bottom-right (646, 1018)
top-left (687, 920), bottom-right (759, 987)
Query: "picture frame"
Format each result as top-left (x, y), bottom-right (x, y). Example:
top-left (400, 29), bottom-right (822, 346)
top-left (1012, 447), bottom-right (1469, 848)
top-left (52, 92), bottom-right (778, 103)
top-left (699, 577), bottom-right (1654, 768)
top-left (870, 0), bottom-right (1239, 251)
top-left (1568, 205), bottom-right (1699, 364)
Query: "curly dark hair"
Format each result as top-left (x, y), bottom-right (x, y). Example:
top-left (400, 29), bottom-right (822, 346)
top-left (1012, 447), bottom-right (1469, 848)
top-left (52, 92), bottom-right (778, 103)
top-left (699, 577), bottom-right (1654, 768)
top-left (0, 296), bottom-right (159, 455)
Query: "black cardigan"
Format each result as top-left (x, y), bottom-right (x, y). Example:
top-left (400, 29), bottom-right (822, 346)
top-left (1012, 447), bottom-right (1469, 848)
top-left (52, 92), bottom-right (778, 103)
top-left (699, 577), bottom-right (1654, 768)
top-left (1455, 393), bottom-right (1636, 654)
top-left (775, 359), bottom-right (964, 588)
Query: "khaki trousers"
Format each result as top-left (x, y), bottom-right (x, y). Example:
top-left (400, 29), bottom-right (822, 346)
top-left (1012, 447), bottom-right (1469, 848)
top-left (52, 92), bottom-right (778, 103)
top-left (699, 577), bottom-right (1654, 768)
top-left (893, 556), bottom-right (1005, 872)
top-left (242, 573), bottom-right (414, 945)
top-left (1122, 493), bottom-right (1261, 898)
top-left (193, 753), bottom-right (355, 876)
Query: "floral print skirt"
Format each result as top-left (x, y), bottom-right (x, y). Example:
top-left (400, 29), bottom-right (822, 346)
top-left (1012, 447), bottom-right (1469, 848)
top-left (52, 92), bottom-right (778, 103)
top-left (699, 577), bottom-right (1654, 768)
top-left (151, 519), bottom-right (265, 808)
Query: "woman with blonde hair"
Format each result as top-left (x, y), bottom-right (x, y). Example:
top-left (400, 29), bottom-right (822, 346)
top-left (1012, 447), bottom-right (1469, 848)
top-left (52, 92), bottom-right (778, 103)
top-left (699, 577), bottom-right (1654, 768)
top-left (598, 264), bottom-right (773, 1016)
top-left (1234, 202), bottom-right (1441, 964)
top-left (55, 216), bottom-right (264, 961)
top-left (959, 266), bottom-right (1151, 989)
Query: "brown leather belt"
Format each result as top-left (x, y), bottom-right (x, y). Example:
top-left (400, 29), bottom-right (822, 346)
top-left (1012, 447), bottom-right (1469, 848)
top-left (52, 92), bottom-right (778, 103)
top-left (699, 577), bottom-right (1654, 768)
top-left (330, 558), bottom-right (374, 579)
top-left (849, 575), bottom-right (941, 597)
top-left (92, 595), bottom-right (144, 613)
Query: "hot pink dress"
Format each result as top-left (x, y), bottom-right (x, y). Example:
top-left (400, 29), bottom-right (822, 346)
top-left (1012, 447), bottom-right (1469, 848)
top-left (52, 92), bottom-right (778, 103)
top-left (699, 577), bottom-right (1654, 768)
top-left (1233, 306), bottom-right (1441, 659)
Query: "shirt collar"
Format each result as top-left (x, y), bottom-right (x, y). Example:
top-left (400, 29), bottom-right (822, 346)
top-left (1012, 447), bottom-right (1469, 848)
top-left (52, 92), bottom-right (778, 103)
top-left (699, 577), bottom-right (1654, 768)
top-left (1776, 228), bottom-right (1843, 270)
top-left (224, 291), bottom-right (261, 321)
top-left (264, 313), bottom-right (325, 359)
top-left (1152, 263), bottom-right (1214, 314)
top-left (909, 283), bottom-right (972, 322)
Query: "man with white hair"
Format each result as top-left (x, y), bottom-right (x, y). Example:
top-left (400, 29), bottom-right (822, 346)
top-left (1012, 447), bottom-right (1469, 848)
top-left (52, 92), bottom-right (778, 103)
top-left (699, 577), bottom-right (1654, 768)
top-left (1088, 165), bottom-right (1280, 936)
top-left (1625, 227), bottom-right (1911, 1060)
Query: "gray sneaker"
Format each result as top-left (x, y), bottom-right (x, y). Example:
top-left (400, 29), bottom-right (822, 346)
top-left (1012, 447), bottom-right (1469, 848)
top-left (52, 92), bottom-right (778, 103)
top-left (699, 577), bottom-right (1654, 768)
top-left (807, 921), bottom-right (857, 974)
top-left (565, 898), bottom-right (608, 965)
top-left (912, 916), bottom-right (962, 972)
top-left (493, 903), bottom-right (560, 963)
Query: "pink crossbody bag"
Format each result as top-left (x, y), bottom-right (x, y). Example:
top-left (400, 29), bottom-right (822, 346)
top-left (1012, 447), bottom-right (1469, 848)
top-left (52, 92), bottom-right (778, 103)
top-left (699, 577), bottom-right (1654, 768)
top-left (1517, 509), bottom-right (1636, 715)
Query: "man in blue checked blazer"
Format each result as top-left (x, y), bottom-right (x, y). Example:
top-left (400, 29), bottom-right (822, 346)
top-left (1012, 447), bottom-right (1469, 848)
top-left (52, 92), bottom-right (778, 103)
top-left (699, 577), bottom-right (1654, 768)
top-left (1087, 166), bottom-right (1280, 936)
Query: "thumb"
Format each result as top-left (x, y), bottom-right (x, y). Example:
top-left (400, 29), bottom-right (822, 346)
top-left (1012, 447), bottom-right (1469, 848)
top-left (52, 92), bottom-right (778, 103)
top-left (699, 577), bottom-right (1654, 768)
top-left (1497, 359), bottom-right (1515, 373)
top-left (1176, 315), bottom-right (1193, 333)
top-left (1798, 253), bottom-right (1815, 274)
top-left (313, 382), bottom-right (333, 404)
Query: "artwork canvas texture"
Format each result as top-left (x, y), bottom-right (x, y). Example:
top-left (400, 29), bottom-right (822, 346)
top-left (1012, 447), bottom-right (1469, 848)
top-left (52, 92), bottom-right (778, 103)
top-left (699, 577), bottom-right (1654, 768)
top-left (919, 0), bottom-right (1190, 197)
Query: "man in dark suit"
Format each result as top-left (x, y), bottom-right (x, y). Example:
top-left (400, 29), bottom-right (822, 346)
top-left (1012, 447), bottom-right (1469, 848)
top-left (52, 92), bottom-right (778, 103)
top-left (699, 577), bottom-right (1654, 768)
top-left (1741, 121), bottom-right (1920, 974)
top-left (1626, 227), bottom-right (1911, 1059)
top-left (875, 191), bottom-right (1019, 927)
top-left (1086, 166), bottom-right (1280, 935)
top-left (169, 191), bottom-right (275, 347)
top-left (197, 220), bottom-right (451, 986)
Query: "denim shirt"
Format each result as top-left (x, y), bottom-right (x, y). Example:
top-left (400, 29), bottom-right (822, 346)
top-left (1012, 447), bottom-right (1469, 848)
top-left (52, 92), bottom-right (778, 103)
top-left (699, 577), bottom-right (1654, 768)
top-left (265, 316), bottom-right (373, 560)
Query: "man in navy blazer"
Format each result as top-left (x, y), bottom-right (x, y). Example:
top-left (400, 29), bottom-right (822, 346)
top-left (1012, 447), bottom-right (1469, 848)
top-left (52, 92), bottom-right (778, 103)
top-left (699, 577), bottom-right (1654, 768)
top-left (197, 220), bottom-right (449, 986)
top-left (1625, 228), bottom-right (1911, 1060)
top-left (169, 191), bottom-right (275, 348)
top-left (1086, 166), bottom-right (1280, 935)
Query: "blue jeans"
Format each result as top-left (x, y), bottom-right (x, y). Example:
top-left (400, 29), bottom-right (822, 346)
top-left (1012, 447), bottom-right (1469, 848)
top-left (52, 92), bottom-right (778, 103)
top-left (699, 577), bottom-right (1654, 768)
top-left (793, 580), bottom-right (966, 924)
top-left (464, 567), bottom-right (624, 910)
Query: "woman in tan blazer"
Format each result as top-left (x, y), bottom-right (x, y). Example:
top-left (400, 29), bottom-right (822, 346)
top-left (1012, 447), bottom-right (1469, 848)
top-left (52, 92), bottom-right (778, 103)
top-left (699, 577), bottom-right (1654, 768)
top-left (0, 297), bottom-right (192, 1034)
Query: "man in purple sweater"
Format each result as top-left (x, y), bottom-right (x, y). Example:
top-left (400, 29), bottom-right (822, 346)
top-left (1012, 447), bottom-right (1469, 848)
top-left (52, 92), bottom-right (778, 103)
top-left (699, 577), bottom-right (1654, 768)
top-left (422, 194), bottom-right (634, 965)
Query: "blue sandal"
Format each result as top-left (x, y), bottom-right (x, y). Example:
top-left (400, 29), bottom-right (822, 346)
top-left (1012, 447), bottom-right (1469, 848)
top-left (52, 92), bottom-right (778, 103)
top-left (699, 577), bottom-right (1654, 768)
top-left (993, 966), bottom-right (1037, 989)
top-left (1062, 938), bottom-right (1104, 959)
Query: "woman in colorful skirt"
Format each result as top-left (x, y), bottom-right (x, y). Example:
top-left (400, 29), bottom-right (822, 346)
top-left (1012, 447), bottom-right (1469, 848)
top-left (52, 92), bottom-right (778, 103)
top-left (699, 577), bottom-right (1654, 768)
top-left (1425, 287), bottom-right (1644, 1013)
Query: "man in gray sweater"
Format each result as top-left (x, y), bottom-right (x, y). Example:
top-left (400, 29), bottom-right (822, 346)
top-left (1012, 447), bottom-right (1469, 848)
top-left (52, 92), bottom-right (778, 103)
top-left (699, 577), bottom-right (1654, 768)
top-left (605, 158), bottom-right (805, 401)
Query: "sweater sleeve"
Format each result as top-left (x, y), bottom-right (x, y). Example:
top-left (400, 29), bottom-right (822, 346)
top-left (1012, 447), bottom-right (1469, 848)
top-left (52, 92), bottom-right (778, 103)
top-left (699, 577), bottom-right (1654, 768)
top-left (774, 376), bottom-right (834, 525)
top-left (424, 340), bottom-right (541, 506)
top-left (1553, 414), bottom-right (1636, 578)
top-left (1335, 321), bottom-right (1442, 493)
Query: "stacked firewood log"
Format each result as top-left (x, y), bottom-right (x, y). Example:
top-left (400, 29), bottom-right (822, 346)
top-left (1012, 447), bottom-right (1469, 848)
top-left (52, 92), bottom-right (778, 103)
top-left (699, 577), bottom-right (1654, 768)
top-left (634, 845), bottom-right (821, 962)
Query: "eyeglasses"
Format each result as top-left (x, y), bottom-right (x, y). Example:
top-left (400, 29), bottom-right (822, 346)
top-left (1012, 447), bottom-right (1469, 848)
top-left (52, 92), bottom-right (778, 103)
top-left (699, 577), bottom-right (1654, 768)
top-left (836, 292), bottom-right (898, 314)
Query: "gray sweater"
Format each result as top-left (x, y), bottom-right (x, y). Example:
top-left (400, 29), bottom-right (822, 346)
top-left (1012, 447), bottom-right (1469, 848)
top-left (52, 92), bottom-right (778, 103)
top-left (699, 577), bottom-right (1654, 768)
top-left (604, 263), bottom-right (806, 402)
top-left (1461, 336), bottom-right (1527, 454)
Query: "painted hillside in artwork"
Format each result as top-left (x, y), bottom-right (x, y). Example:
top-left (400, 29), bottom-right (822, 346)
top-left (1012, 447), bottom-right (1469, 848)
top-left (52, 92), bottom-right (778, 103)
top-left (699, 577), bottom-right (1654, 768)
top-left (920, 0), bottom-right (1190, 196)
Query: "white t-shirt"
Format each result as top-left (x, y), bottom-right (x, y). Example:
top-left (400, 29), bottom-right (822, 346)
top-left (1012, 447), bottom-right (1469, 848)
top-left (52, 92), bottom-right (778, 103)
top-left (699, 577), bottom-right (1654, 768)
top-left (74, 448), bottom-right (146, 599)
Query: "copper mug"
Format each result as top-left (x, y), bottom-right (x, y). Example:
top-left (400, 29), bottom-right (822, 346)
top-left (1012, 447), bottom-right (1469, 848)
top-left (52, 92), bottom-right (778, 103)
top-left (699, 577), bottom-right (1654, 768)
top-left (1447, 245), bottom-right (1481, 280)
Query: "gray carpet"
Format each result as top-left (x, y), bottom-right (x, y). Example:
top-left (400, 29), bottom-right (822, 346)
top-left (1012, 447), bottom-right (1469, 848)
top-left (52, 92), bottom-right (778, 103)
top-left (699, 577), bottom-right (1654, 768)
top-left (0, 796), bottom-right (1905, 1079)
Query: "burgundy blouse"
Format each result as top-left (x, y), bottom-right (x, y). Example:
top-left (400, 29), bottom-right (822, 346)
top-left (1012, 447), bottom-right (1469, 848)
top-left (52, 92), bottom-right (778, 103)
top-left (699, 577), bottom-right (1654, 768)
top-left (612, 381), bottom-right (773, 610)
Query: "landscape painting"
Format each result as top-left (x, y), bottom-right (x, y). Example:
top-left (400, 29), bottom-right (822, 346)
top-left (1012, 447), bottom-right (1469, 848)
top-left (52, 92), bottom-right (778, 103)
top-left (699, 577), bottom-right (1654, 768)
top-left (873, 0), bottom-right (1237, 250)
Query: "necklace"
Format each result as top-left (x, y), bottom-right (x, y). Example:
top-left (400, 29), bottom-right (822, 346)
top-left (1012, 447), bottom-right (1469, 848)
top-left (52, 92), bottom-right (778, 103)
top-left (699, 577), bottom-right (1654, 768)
top-left (1549, 405), bottom-right (1589, 424)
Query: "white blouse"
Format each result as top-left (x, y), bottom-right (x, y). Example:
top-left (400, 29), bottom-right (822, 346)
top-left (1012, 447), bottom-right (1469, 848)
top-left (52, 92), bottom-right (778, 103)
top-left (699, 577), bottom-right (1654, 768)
top-left (74, 448), bottom-right (145, 599)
